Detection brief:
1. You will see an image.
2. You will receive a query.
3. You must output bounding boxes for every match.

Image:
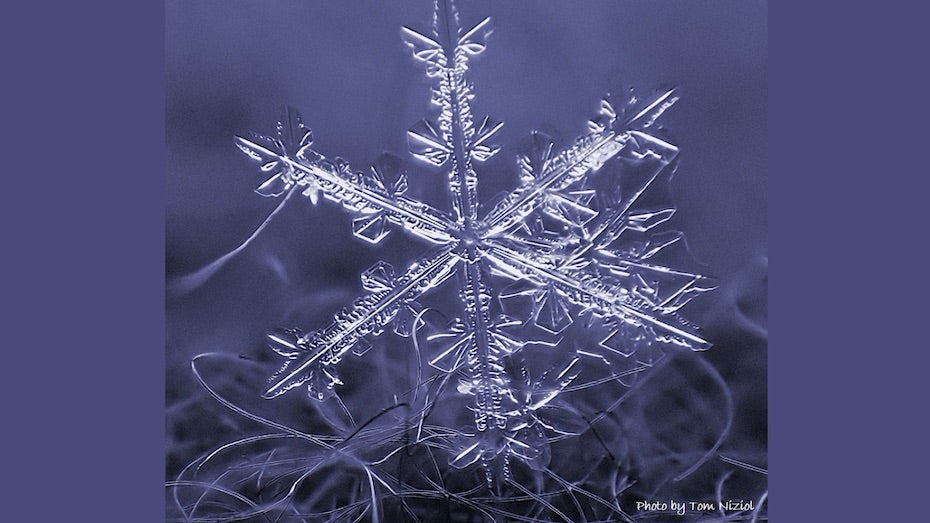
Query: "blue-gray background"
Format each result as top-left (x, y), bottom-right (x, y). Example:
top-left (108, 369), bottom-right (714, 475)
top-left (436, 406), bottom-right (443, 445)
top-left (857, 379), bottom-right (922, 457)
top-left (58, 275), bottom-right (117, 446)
top-left (166, 0), bottom-right (766, 495)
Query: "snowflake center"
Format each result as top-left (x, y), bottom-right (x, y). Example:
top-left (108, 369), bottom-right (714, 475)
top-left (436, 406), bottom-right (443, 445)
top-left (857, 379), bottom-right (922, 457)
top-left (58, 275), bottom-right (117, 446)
top-left (459, 226), bottom-right (483, 246)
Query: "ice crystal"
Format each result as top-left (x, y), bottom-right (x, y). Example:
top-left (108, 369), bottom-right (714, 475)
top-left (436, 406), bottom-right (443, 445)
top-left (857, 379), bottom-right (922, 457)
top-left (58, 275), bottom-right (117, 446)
top-left (234, 0), bottom-right (715, 491)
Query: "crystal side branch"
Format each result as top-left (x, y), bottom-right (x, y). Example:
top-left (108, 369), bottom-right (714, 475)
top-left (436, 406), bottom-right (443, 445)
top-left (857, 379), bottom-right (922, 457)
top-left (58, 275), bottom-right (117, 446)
top-left (235, 0), bottom-right (714, 488)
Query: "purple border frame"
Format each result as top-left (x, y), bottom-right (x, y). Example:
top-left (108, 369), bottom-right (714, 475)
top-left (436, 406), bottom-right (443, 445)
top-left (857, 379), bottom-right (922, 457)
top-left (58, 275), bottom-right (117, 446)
top-left (4, 1), bottom-right (926, 521)
top-left (3, 0), bottom-right (164, 519)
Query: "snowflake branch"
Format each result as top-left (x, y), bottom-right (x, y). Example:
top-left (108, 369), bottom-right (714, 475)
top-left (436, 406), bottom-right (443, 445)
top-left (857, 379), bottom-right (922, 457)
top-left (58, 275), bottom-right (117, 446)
top-left (448, 254), bottom-right (528, 488)
top-left (263, 247), bottom-right (458, 399)
top-left (236, 134), bottom-right (460, 245)
top-left (485, 240), bottom-right (711, 351)
top-left (479, 89), bottom-right (680, 238)
top-left (558, 132), bottom-right (680, 266)
top-left (478, 129), bottom-right (629, 237)
top-left (403, 1), bottom-right (500, 224)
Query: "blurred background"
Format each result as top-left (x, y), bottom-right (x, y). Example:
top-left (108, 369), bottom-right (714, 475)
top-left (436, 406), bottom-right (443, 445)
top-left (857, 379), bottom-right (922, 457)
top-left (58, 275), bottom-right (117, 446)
top-left (166, 1), bottom-right (766, 519)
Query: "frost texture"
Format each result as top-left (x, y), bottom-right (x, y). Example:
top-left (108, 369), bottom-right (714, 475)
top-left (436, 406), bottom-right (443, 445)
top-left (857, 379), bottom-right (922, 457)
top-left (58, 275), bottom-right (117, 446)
top-left (170, 2), bottom-right (762, 522)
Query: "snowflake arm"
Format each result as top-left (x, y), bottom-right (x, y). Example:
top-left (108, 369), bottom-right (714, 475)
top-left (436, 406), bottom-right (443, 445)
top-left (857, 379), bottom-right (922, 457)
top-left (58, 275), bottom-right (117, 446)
top-left (263, 246), bottom-right (458, 399)
top-left (235, 109), bottom-right (460, 245)
top-left (556, 131), bottom-right (680, 266)
top-left (452, 257), bottom-right (524, 486)
top-left (484, 239), bottom-right (712, 351)
top-left (449, 262), bottom-right (578, 489)
top-left (402, 1), bottom-right (500, 224)
top-left (477, 89), bottom-right (679, 239)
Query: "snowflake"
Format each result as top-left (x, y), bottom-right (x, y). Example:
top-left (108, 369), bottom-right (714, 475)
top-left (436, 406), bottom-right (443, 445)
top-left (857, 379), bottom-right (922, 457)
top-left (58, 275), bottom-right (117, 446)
top-left (234, 0), bottom-right (714, 490)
